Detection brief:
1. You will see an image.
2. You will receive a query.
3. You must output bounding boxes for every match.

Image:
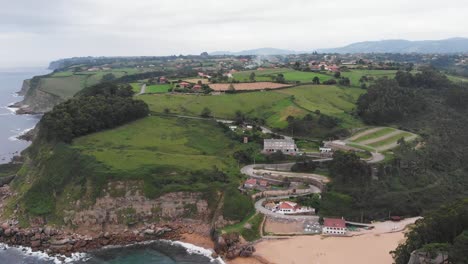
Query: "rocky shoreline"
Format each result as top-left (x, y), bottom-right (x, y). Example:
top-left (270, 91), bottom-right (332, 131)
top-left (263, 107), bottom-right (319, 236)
top-left (0, 220), bottom-right (256, 261)
top-left (0, 221), bottom-right (182, 256)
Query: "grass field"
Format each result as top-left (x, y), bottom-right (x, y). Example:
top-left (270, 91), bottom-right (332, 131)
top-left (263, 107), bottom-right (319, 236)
top-left (130, 83), bottom-right (142, 93)
top-left (233, 68), bottom-right (331, 83)
top-left (72, 116), bottom-right (237, 172)
top-left (341, 70), bottom-right (398, 87)
top-left (146, 84), bottom-right (172, 93)
top-left (345, 127), bottom-right (418, 152)
top-left (141, 85), bottom-right (364, 129)
top-left (40, 68), bottom-right (147, 99)
top-left (447, 74), bottom-right (468, 83)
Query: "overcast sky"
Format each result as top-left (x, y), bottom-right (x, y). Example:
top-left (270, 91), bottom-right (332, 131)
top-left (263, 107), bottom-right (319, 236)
top-left (1, 0), bottom-right (467, 68)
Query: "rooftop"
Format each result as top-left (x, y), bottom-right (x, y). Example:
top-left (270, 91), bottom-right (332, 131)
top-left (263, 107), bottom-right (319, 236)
top-left (324, 218), bottom-right (346, 228)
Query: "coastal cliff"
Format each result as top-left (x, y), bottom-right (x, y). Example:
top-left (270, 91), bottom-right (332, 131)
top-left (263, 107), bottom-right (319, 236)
top-left (13, 75), bottom-right (65, 114)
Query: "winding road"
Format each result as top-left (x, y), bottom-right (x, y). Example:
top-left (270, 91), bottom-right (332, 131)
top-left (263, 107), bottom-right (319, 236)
top-left (242, 163), bottom-right (327, 220)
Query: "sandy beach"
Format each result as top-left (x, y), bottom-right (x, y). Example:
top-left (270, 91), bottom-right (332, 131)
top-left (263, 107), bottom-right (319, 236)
top-left (231, 217), bottom-right (420, 264)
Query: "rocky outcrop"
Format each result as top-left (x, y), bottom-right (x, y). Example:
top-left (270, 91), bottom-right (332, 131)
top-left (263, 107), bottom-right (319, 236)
top-left (407, 250), bottom-right (449, 264)
top-left (213, 232), bottom-right (255, 259)
top-left (0, 220), bottom-right (192, 256)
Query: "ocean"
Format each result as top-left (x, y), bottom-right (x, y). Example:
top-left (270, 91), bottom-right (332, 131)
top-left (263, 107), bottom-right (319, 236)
top-left (0, 69), bottom-right (223, 263)
top-left (0, 68), bottom-right (46, 164)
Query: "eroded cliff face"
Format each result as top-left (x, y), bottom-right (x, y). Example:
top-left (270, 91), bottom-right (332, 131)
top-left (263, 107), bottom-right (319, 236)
top-left (16, 86), bottom-right (63, 114)
top-left (63, 181), bottom-right (212, 235)
top-left (18, 79), bottom-right (31, 96)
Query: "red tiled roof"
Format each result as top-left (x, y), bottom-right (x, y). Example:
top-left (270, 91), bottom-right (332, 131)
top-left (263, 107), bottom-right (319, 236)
top-left (245, 179), bottom-right (257, 185)
top-left (324, 218), bottom-right (346, 228)
top-left (278, 202), bottom-right (295, 210)
top-left (259, 180), bottom-right (268, 186)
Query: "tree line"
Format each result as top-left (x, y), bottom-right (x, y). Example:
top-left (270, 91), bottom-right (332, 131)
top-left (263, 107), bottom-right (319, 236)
top-left (39, 83), bottom-right (149, 143)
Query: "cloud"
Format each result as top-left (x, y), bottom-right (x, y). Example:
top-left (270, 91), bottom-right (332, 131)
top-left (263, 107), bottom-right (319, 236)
top-left (0, 0), bottom-right (467, 67)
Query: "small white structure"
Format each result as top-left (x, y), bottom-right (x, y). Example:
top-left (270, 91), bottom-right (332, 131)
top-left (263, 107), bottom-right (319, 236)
top-left (323, 218), bottom-right (347, 235)
top-left (229, 125), bottom-right (238, 131)
top-left (263, 139), bottom-right (297, 155)
top-left (319, 147), bottom-right (333, 153)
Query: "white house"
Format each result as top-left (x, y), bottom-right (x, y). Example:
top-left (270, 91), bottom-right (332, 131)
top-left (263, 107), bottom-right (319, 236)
top-left (319, 147), bottom-right (332, 153)
top-left (273, 201), bottom-right (315, 215)
top-left (263, 139), bottom-right (297, 155)
top-left (323, 218), bottom-right (347, 235)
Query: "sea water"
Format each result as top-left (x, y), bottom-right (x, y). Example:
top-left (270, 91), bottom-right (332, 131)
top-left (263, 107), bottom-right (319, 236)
top-left (0, 68), bottom-right (46, 164)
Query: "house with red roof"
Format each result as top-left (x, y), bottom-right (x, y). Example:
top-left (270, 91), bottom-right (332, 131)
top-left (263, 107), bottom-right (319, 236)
top-left (243, 178), bottom-right (257, 189)
top-left (258, 180), bottom-right (269, 187)
top-left (323, 218), bottom-right (347, 235)
top-left (327, 65), bottom-right (340, 72)
top-left (273, 201), bottom-right (315, 215)
top-left (159, 77), bottom-right (167, 84)
top-left (193, 84), bottom-right (202, 91)
top-left (179, 82), bottom-right (190, 88)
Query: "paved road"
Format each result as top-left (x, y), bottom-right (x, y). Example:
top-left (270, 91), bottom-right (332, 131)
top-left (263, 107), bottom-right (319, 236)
top-left (242, 163), bottom-right (326, 220)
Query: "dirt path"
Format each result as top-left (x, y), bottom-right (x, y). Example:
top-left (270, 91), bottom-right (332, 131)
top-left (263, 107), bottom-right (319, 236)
top-left (359, 130), bottom-right (404, 145)
top-left (348, 127), bottom-right (384, 141)
top-left (137, 83), bottom-right (146, 95)
top-left (376, 134), bottom-right (418, 152)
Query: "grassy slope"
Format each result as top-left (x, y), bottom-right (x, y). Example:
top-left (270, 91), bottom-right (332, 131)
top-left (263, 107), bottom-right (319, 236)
top-left (72, 116), bottom-right (237, 172)
top-left (141, 85), bottom-right (364, 129)
top-left (276, 85), bottom-right (365, 127)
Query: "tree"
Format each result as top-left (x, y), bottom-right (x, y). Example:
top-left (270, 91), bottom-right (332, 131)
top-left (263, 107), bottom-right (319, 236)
top-left (451, 230), bottom-right (468, 263)
top-left (200, 107), bottom-right (212, 118)
top-left (356, 78), bottom-right (425, 124)
top-left (334, 71), bottom-right (341, 78)
top-left (329, 151), bottom-right (371, 186)
top-left (101, 73), bottom-right (116, 82)
top-left (249, 72), bottom-right (256, 82)
top-left (312, 76), bottom-right (320, 84)
top-left (226, 84), bottom-right (236, 94)
top-left (275, 73), bottom-right (286, 83)
top-left (338, 77), bottom-right (351, 86)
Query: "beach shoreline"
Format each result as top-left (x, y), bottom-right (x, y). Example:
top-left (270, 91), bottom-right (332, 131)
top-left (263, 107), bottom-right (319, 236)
top-left (230, 217), bottom-right (420, 264)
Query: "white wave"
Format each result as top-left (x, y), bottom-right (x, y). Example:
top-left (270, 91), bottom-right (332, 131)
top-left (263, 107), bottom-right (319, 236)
top-left (100, 239), bottom-right (226, 263)
top-left (0, 243), bottom-right (90, 263)
top-left (7, 126), bottom-right (35, 141)
top-left (163, 240), bottom-right (226, 264)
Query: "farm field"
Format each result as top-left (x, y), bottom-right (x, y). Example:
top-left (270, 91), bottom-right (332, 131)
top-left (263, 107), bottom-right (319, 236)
top-left (233, 68), bottom-right (294, 81)
top-left (345, 127), bottom-right (418, 152)
top-left (341, 70), bottom-right (398, 87)
top-left (146, 84), bottom-right (172, 93)
top-left (42, 68), bottom-right (153, 99)
top-left (72, 116), bottom-right (237, 172)
top-left (276, 85), bottom-right (365, 127)
top-left (209, 82), bottom-right (291, 91)
top-left (141, 84), bottom-right (364, 128)
top-left (38, 75), bottom-right (87, 98)
top-left (233, 68), bottom-right (331, 83)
